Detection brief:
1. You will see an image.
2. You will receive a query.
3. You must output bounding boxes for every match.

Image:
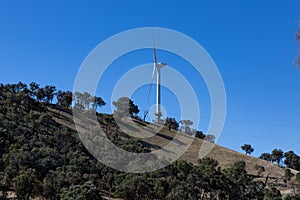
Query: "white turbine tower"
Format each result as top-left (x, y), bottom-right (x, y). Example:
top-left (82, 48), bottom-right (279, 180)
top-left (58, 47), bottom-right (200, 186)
top-left (148, 36), bottom-right (166, 124)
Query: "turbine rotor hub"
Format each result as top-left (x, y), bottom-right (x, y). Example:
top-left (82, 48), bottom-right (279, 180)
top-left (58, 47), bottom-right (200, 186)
top-left (154, 63), bottom-right (167, 68)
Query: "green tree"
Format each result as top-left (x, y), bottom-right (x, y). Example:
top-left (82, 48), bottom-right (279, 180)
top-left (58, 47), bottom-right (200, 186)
top-left (284, 151), bottom-right (300, 171)
top-left (179, 120), bottom-right (193, 134)
top-left (223, 161), bottom-right (264, 199)
top-left (259, 153), bottom-right (272, 162)
top-left (44, 85), bottom-right (56, 103)
top-left (73, 91), bottom-right (96, 110)
top-left (171, 160), bottom-right (193, 181)
top-left (29, 82), bottom-right (39, 99)
top-left (153, 177), bottom-right (178, 199)
top-left (114, 175), bottom-right (153, 200)
top-left (241, 144), bottom-right (254, 155)
top-left (15, 81), bottom-right (29, 94)
top-left (271, 149), bottom-right (284, 166)
top-left (57, 90), bottom-right (73, 109)
top-left (165, 183), bottom-right (193, 200)
top-left (36, 88), bottom-right (46, 102)
top-left (60, 181), bottom-right (102, 200)
top-left (83, 92), bottom-right (92, 109)
top-left (42, 170), bottom-right (64, 200)
top-left (164, 117), bottom-right (179, 131)
top-left (74, 91), bottom-right (85, 110)
top-left (64, 91), bottom-right (73, 108)
top-left (194, 130), bottom-right (206, 139)
top-left (186, 158), bottom-right (221, 199)
top-left (13, 168), bottom-right (41, 200)
top-left (204, 134), bottom-right (215, 143)
top-left (92, 96), bottom-right (106, 110)
top-left (113, 97), bottom-right (139, 118)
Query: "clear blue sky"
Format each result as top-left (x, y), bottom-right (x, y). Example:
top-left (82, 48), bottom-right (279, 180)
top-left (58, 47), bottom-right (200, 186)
top-left (1, 0), bottom-right (300, 157)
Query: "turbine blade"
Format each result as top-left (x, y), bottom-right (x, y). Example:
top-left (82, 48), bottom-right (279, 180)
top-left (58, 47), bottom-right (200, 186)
top-left (153, 32), bottom-right (157, 64)
top-left (147, 66), bottom-right (156, 101)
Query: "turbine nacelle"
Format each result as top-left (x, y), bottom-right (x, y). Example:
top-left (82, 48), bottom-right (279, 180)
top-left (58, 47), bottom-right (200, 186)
top-left (154, 62), bottom-right (167, 68)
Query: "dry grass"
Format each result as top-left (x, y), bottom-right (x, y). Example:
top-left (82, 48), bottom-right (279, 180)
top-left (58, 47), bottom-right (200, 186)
top-left (49, 107), bottom-right (300, 195)
top-left (140, 126), bottom-right (288, 178)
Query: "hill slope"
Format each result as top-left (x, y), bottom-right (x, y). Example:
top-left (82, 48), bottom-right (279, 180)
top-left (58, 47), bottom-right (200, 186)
top-left (2, 82), bottom-right (300, 199)
top-left (50, 106), bottom-right (299, 196)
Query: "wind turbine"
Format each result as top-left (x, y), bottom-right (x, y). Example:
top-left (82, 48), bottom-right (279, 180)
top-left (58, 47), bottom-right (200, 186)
top-left (148, 35), bottom-right (166, 124)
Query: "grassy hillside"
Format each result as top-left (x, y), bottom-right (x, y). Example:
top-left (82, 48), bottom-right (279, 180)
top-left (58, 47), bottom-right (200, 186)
top-left (50, 106), bottom-right (300, 197)
top-left (1, 82), bottom-right (300, 199)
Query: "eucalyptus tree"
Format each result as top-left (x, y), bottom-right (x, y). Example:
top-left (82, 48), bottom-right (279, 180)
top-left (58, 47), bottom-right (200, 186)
top-left (29, 82), bottom-right (40, 99)
top-left (57, 90), bottom-right (73, 109)
top-left (44, 85), bottom-right (56, 103)
top-left (284, 151), bottom-right (300, 170)
top-left (271, 149), bottom-right (284, 166)
top-left (241, 144), bottom-right (254, 155)
top-left (164, 117), bottom-right (179, 131)
top-left (179, 120), bottom-right (193, 134)
top-left (113, 97), bottom-right (139, 118)
top-left (92, 96), bottom-right (106, 110)
top-left (259, 153), bottom-right (272, 162)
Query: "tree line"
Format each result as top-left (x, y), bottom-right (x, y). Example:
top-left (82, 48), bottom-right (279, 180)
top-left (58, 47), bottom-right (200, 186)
top-left (241, 144), bottom-right (300, 175)
top-left (259, 149), bottom-right (300, 171)
top-left (0, 81), bottom-right (107, 111)
top-left (2, 82), bottom-right (208, 140)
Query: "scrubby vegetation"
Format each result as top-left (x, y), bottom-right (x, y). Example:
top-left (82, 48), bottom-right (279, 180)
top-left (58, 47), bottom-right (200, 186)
top-left (0, 82), bottom-right (299, 199)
